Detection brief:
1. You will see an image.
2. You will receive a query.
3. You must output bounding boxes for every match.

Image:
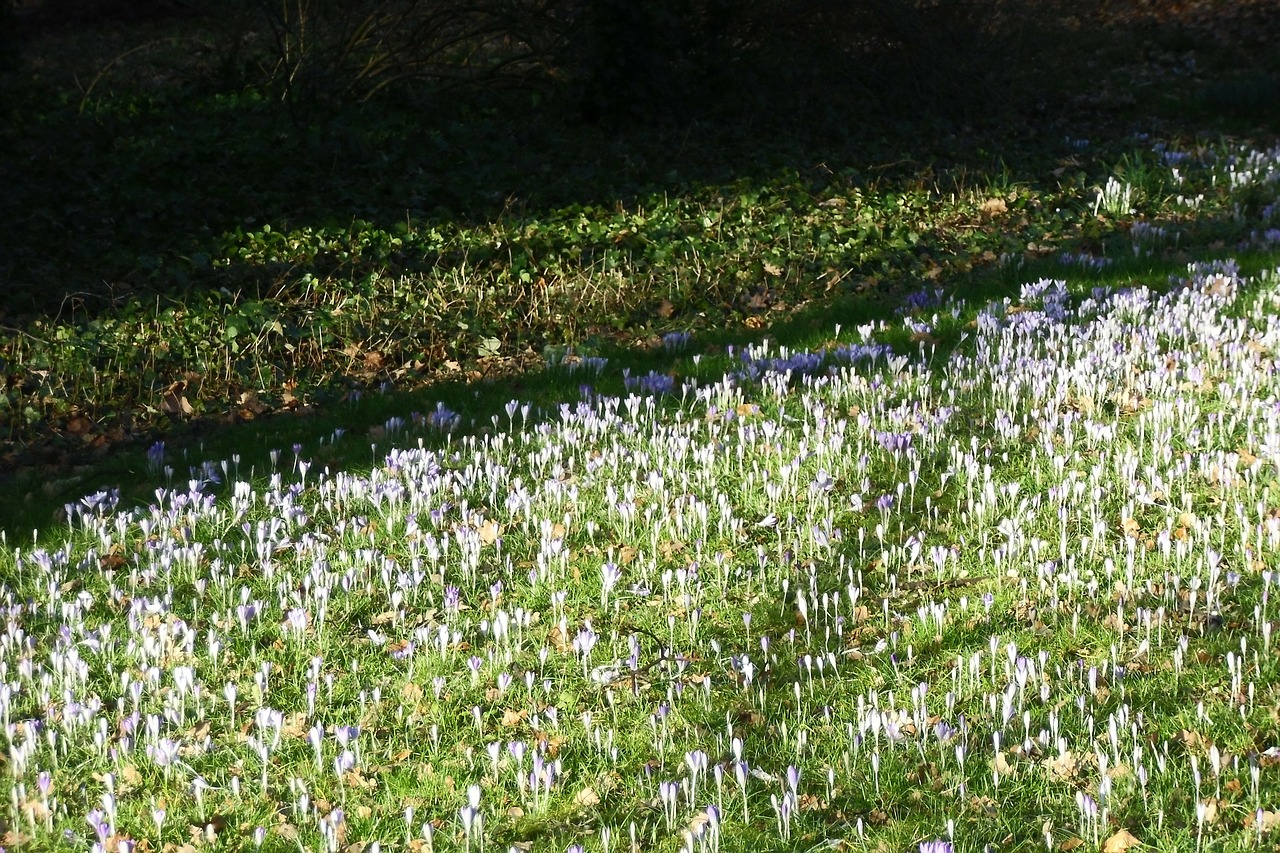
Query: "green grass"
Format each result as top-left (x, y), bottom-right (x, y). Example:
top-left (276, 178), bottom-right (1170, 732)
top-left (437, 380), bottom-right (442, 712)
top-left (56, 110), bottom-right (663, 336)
top-left (3, 0), bottom-right (1277, 517)
top-left (2, 5), bottom-right (1280, 851)
top-left (4, 247), bottom-right (1280, 853)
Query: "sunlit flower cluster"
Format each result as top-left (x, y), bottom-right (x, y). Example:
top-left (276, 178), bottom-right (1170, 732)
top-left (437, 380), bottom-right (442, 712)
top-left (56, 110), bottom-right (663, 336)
top-left (2, 140), bottom-right (1280, 853)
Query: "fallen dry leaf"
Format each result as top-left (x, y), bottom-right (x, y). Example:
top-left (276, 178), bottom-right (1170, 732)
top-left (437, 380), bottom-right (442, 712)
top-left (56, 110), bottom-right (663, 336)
top-left (66, 414), bottom-right (93, 434)
top-left (1180, 729), bottom-right (1212, 752)
top-left (160, 388), bottom-right (194, 417)
top-left (1252, 809), bottom-right (1280, 833)
top-left (237, 390), bottom-right (269, 415)
top-left (282, 713), bottom-right (308, 739)
top-left (1043, 751), bottom-right (1078, 781)
top-left (1102, 829), bottom-right (1142, 853)
top-left (910, 331), bottom-right (941, 346)
top-left (118, 763), bottom-right (143, 790)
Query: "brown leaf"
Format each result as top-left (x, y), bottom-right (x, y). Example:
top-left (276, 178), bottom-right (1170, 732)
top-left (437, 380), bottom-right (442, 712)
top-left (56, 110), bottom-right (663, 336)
top-left (797, 792), bottom-right (825, 811)
top-left (1101, 829), bottom-right (1142, 853)
top-left (1180, 729), bottom-right (1211, 752)
top-left (656, 299), bottom-right (675, 319)
top-left (160, 386), bottom-right (194, 417)
top-left (66, 414), bottom-right (93, 435)
top-left (282, 713), bottom-right (308, 739)
top-left (237, 391), bottom-right (269, 414)
top-left (344, 767), bottom-right (377, 791)
top-left (501, 708), bottom-right (528, 727)
top-left (658, 539), bottom-right (684, 560)
top-left (536, 731), bottom-right (567, 758)
top-left (548, 625), bottom-right (571, 653)
top-left (1043, 751), bottom-right (1078, 782)
top-left (910, 331), bottom-right (941, 346)
top-left (1059, 839), bottom-right (1084, 851)
top-left (478, 520), bottom-right (500, 545)
top-left (982, 198), bottom-right (1008, 216)
top-left (189, 814), bottom-right (229, 845)
top-left (574, 786), bottom-right (601, 807)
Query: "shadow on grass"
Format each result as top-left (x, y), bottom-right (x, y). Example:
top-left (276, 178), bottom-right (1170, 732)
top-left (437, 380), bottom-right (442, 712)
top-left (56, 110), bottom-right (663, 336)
top-left (1, 0), bottom-right (1278, 537)
top-left (3, 0), bottom-right (1277, 317)
top-left (6, 241), bottom-right (1278, 544)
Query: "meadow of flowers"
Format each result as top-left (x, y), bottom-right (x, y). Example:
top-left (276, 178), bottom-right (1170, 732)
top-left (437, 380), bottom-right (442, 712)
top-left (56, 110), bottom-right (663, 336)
top-left (3, 141), bottom-right (1280, 853)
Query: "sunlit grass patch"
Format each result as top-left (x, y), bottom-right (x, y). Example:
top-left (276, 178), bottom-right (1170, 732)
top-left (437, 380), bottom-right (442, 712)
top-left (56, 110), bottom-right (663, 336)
top-left (6, 245), bottom-right (1280, 851)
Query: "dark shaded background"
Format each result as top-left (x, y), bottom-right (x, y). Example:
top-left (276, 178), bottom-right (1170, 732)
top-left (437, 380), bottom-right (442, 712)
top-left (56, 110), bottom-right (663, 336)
top-left (3, 0), bottom-right (1275, 319)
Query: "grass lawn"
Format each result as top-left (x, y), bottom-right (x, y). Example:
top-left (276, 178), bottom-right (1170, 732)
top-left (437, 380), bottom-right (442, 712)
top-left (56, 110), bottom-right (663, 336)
top-left (2, 1), bottom-right (1280, 851)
